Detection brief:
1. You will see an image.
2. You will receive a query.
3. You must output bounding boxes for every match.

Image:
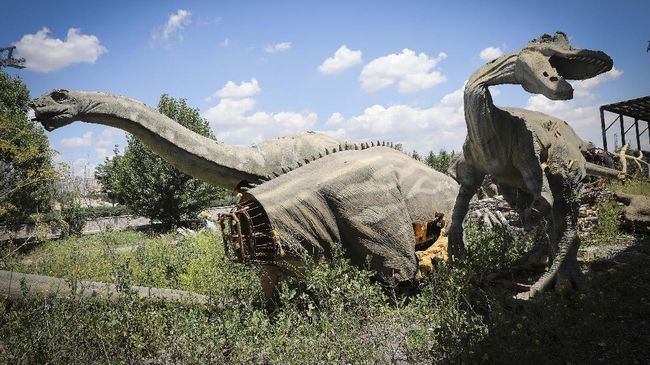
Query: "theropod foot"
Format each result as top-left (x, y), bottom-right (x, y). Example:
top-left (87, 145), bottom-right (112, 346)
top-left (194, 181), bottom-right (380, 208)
top-left (446, 226), bottom-right (467, 263)
top-left (518, 259), bottom-right (583, 299)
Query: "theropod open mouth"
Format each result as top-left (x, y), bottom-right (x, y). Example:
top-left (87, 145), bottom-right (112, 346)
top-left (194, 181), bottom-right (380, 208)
top-left (549, 53), bottom-right (612, 80)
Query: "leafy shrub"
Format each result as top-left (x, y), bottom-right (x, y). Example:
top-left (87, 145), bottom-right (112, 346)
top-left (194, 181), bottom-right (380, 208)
top-left (80, 205), bottom-right (132, 218)
top-left (0, 70), bottom-right (57, 227)
top-left (464, 222), bottom-right (535, 279)
top-left (592, 196), bottom-right (621, 244)
top-left (2, 230), bottom-right (496, 364)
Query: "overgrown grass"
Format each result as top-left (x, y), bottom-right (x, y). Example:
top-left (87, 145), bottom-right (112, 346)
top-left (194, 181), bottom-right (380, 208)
top-left (590, 196), bottom-right (622, 245)
top-left (0, 229), bottom-right (487, 364)
top-left (609, 177), bottom-right (650, 196)
top-left (1, 220), bottom-right (648, 364)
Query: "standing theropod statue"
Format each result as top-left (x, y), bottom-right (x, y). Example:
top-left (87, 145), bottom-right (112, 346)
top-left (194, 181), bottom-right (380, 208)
top-left (448, 32), bottom-right (614, 297)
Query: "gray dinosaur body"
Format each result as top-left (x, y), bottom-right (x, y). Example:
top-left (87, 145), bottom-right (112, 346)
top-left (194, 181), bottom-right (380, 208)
top-left (230, 146), bottom-right (458, 287)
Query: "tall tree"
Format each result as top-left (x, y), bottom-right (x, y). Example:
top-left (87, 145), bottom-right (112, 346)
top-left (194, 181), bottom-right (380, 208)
top-left (96, 95), bottom-right (231, 228)
top-left (0, 69), bottom-right (57, 226)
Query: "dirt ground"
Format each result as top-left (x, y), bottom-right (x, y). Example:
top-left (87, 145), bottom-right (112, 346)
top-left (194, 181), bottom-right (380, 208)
top-left (477, 234), bottom-right (650, 364)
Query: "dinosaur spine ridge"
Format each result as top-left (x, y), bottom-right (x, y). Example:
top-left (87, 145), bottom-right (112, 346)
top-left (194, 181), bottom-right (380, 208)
top-left (263, 141), bottom-right (399, 182)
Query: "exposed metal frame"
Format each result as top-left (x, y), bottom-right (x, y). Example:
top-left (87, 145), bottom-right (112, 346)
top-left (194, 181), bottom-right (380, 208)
top-left (600, 96), bottom-right (650, 152)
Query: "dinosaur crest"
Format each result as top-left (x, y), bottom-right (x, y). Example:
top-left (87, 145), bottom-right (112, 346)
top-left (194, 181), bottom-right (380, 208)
top-left (516, 31), bottom-right (613, 100)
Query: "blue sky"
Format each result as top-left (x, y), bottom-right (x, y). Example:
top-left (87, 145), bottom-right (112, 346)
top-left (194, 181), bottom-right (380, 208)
top-left (2, 1), bottom-right (649, 178)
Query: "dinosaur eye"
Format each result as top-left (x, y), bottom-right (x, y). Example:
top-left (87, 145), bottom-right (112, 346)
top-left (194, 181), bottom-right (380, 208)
top-left (51, 90), bottom-right (69, 102)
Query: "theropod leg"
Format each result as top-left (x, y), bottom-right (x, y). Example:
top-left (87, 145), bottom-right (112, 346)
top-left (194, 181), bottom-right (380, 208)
top-left (527, 168), bottom-right (583, 297)
top-left (514, 152), bottom-right (554, 229)
top-left (499, 184), bottom-right (550, 269)
top-left (448, 160), bottom-right (485, 262)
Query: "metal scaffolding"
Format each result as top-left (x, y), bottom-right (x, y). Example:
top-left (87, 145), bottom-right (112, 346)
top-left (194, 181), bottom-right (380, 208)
top-left (600, 96), bottom-right (650, 152)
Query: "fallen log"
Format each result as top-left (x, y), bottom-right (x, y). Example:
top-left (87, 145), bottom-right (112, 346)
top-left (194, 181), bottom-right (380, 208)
top-left (0, 270), bottom-right (210, 304)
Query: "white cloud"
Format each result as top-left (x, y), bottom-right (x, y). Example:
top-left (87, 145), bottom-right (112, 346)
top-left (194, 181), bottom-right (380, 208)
top-left (525, 67), bottom-right (624, 148)
top-left (203, 79), bottom-right (316, 144)
top-left (360, 49), bottom-right (448, 93)
top-left (479, 45), bottom-right (505, 61)
top-left (153, 9), bottom-right (192, 43)
top-left (264, 42), bottom-right (291, 53)
top-left (573, 66), bottom-right (623, 98)
top-left (205, 78), bottom-right (261, 102)
top-left (61, 132), bottom-right (93, 148)
top-left (321, 84), bottom-right (467, 152)
top-left (220, 38), bottom-right (230, 47)
top-left (97, 127), bottom-right (124, 147)
top-left (71, 158), bottom-right (97, 179)
top-left (318, 45), bottom-right (363, 74)
top-left (95, 147), bottom-right (109, 160)
top-left (13, 27), bottom-right (107, 73)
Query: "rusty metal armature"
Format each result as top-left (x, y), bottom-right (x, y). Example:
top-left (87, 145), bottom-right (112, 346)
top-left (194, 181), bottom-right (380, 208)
top-left (218, 199), bottom-right (282, 264)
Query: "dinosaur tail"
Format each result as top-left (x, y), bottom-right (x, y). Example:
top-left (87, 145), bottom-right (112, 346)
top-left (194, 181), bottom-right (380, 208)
top-left (585, 162), bottom-right (624, 180)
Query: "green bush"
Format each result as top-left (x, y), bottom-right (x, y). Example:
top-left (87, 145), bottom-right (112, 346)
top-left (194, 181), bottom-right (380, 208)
top-left (0, 69), bottom-right (58, 227)
top-left (591, 196), bottom-right (621, 244)
top-left (2, 230), bottom-right (494, 364)
top-left (464, 222), bottom-right (535, 279)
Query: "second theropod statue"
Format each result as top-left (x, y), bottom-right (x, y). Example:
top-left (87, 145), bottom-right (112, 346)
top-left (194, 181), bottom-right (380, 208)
top-left (448, 32), bottom-right (615, 297)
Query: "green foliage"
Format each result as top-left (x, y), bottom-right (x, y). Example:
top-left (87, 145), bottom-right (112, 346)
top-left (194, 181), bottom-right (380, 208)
top-left (411, 149), bottom-right (422, 161)
top-left (610, 178), bottom-right (650, 196)
top-left (80, 204), bottom-right (132, 218)
top-left (3, 230), bottom-right (490, 364)
top-left (464, 222), bottom-right (535, 278)
top-left (95, 95), bottom-right (232, 229)
top-left (591, 196), bottom-right (622, 244)
top-left (409, 148), bottom-right (456, 175)
top-left (0, 69), bottom-right (57, 226)
top-left (4, 217), bottom-right (647, 364)
top-left (425, 149), bottom-right (455, 175)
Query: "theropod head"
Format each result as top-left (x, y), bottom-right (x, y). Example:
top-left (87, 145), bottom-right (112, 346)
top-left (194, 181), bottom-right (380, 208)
top-left (515, 32), bottom-right (612, 100)
top-left (29, 89), bottom-right (86, 131)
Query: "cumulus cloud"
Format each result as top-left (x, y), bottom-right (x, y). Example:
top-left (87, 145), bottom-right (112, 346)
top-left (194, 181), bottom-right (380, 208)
top-left (61, 132), bottom-right (93, 148)
top-left (205, 78), bottom-right (261, 102)
top-left (13, 27), bottom-right (107, 73)
top-left (525, 67), bottom-right (624, 147)
top-left (318, 45), bottom-right (363, 74)
top-left (97, 127), bottom-right (124, 147)
top-left (479, 45), bottom-right (506, 61)
top-left (153, 9), bottom-right (192, 43)
top-left (203, 79), bottom-right (316, 144)
top-left (321, 83), bottom-right (467, 152)
top-left (71, 158), bottom-right (97, 179)
top-left (360, 49), bottom-right (448, 93)
top-left (264, 42), bottom-right (291, 53)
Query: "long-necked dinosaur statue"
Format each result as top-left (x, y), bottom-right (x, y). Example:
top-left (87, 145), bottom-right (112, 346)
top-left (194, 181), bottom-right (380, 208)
top-left (447, 32), bottom-right (615, 297)
top-left (29, 89), bottom-right (460, 296)
top-left (28, 90), bottom-right (344, 191)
